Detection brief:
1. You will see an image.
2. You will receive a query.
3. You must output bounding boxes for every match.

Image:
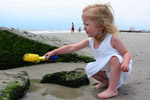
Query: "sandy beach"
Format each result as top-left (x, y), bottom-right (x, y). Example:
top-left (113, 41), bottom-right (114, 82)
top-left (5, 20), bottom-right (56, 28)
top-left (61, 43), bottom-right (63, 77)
top-left (4, 32), bottom-right (150, 100)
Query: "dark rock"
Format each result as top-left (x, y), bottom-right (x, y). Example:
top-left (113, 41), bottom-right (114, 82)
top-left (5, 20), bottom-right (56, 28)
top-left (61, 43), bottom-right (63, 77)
top-left (0, 71), bottom-right (30, 100)
top-left (40, 68), bottom-right (90, 88)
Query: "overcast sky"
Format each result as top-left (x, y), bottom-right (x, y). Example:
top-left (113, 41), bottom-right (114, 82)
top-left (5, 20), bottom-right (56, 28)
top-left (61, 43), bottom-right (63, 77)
top-left (0, 0), bottom-right (150, 30)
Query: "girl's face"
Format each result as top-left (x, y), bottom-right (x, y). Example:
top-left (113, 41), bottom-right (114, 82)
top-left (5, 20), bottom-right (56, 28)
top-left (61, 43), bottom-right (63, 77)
top-left (82, 17), bottom-right (103, 38)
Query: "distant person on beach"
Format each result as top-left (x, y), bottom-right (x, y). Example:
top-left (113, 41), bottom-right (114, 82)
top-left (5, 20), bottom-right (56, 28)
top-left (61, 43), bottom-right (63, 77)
top-left (78, 27), bottom-right (81, 32)
top-left (44, 3), bottom-right (132, 99)
top-left (71, 22), bottom-right (74, 33)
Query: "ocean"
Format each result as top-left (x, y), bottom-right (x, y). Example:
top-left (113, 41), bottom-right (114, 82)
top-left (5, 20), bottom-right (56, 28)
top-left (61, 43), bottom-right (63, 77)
top-left (25, 29), bottom-right (84, 34)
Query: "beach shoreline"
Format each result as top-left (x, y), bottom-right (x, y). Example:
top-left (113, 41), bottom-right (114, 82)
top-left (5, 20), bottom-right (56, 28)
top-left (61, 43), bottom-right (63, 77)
top-left (3, 32), bottom-right (150, 100)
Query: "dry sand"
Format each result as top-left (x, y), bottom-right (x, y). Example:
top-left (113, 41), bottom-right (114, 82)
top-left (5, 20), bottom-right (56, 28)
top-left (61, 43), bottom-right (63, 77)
top-left (4, 32), bottom-right (150, 100)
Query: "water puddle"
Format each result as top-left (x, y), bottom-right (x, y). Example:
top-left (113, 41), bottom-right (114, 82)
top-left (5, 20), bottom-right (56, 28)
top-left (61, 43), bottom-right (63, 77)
top-left (47, 85), bottom-right (83, 99)
top-left (29, 79), bottom-right (83, 99)
top-left (29, 79), bottom-right (41, 92)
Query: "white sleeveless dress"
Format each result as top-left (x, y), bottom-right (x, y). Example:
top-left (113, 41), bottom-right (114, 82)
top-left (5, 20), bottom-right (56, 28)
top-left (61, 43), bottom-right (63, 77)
top-left (86, 33), bottom-right (132, 88)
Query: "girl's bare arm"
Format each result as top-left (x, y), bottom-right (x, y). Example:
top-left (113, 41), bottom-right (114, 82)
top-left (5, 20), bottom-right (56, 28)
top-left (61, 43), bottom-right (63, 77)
top-left (111, 35), bottom-right (131, 72)
top-left (44, 39), bottom-right (89, 59)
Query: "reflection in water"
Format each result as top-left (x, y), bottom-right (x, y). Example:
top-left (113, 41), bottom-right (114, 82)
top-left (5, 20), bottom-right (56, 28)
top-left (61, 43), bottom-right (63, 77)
top-left (48, 86), bottom-right (83, 99)
top-left (29, 79), bottom-right (83, 99)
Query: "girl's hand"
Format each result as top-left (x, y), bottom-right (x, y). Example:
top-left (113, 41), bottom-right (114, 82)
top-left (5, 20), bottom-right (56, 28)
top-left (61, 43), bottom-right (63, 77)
top-left (44, 52), bottom-right (54, 60)
top-left (121, 63), bottom-right (129, 72)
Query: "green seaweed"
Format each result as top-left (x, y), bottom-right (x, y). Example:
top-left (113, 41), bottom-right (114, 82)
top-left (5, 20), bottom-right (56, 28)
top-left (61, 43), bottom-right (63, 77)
top-left (0, 82), bottom-right (25, 100)
top-left (0, 30), bottom-right (58, 69)
top-left (0, 71), bottom-right (30, 100)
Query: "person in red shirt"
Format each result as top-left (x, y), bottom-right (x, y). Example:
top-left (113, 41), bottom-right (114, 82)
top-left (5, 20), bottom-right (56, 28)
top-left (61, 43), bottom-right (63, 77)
top-left (71, 22), bottom-right (74, 33)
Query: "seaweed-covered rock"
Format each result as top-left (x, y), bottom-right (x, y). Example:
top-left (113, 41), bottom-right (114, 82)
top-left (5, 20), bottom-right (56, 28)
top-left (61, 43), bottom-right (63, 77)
top-left (0, 27), bottom-right (58, 69)
top-left (40, 68), bottom-right (90, 88)
top-left (0, 27), bottom-right (95, 70)
top-left (0, 71), bottom-right (30, 100)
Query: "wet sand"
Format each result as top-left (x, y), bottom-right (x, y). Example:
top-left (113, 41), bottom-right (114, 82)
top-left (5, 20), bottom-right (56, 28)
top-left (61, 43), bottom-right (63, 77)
top-left (4, 32), bottom-right (150, 100)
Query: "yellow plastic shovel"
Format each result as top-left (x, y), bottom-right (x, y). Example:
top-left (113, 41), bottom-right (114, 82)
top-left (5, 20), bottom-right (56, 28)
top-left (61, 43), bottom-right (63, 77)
top-left (23, 53), bottom-right (58, 63)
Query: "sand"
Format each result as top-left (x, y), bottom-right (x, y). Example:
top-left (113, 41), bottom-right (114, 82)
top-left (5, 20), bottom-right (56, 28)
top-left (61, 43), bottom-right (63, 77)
top-left (4, 32), bottom-right (150, 100)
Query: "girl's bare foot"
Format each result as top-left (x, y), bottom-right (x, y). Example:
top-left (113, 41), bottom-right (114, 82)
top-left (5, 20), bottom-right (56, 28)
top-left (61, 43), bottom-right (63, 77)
top-left (97, 88), bottom-right (118, 99)
top-left (95, 81), bottom-right (108, 89)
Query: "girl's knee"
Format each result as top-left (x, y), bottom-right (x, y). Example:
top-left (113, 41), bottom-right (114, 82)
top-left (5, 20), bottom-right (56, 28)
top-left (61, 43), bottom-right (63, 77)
top-left (109, 56), bottom-right (120, 65)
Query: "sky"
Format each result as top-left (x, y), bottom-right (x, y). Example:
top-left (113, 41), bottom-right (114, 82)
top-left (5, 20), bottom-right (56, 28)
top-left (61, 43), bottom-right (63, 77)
top-left (0, 0), bottom-right (150, 30)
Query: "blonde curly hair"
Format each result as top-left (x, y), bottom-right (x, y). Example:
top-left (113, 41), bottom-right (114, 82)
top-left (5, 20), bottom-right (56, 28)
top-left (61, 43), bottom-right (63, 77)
top-left (82, 3), bottom-right (119, 42)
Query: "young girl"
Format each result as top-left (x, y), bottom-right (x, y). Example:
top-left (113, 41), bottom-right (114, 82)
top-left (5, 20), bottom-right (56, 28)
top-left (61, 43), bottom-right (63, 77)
top-left (44, 3), bottom-right (132, 99)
